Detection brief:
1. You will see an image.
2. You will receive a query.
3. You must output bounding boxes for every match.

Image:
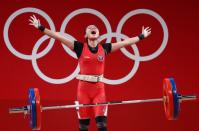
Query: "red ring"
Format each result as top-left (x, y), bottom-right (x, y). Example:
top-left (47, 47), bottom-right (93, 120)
top-left (163, 79), bottom-right (174, 120)
top-left (34, 88), bottom-right (42, 130)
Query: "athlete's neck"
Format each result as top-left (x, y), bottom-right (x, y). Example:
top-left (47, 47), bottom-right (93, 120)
top-left (88, 39), bottom-right (98, 48)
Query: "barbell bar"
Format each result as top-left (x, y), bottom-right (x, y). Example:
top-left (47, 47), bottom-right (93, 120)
top-left (9, 95), bottom-right (196, 113)
top-left (9, 78), bottom-right (197, 130)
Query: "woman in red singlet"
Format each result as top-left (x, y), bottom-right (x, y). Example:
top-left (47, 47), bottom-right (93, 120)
top-left (29, 15), bottom-right (151, 131)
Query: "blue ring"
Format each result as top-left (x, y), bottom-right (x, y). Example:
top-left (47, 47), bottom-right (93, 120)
top-left (169, 78), bottom-right (180, 119)
top-left (29, 88), bottom-right (37, 129)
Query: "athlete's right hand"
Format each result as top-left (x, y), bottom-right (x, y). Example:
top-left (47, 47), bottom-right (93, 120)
top-left (29, 15), bottom-right (41, 29)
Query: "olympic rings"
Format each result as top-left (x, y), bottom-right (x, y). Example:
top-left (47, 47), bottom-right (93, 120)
top-left (116, 9), bottom-right (169, 61)
top-left (31, 35), bottom-right (80, 84)
top-left (98, 33), bottom-right (140, 85)
top-left (3, 7), bottom-right (56, 60)
top-left (3, 7), bottom-right (169, 85)
top-left (60, 8), bottom-right (112, 59)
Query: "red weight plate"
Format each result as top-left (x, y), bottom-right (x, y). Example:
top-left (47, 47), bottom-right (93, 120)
top-left (163, 78), bottom-right (174, 120)
top-left (34, 88), bottom-right (42, 130)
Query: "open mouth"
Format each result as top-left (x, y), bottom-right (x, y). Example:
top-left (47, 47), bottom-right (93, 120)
top-left (91, 31), bottom-right (96, 34)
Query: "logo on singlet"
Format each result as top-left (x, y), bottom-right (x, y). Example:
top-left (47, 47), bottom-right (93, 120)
top-left (84, 56), bottom-right (90, 59)
top-left (98, 55), bottom-right (104, 61)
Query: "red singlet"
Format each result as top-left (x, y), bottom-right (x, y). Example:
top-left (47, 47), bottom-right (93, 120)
top-left (77, 43), bottom-right (108, 119)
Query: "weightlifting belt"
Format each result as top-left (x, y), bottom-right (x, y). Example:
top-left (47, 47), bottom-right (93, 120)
top-left (76, 74), bottom-right (104, 82)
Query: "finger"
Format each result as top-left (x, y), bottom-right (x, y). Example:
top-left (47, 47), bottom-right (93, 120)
top-left (29, 23), bottom-right (34, 26)
top-left (29, 23), bottom-right (36, 27)
top-left (38, 19), bottom-right (40, 24)
top-left (146, 28), bottom-right (151, 32)
top-left (29, 19), bottom-right (34, 23)
top-left (148, 31), bottom-right (151, 35)
top-left (33, 15), bottom-right (39, 22)
top-left (142, 26), bottom-right (144, 31)
top-left (30, 16), bottom-right (34, 20)
top-left (33, 18), bottom-right (38, 23)
top-left (33, 15), bottom-right (37, 19)
top-left (145, 27), bottom-right (150, 30)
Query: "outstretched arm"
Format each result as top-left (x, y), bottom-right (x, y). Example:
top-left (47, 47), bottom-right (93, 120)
top-left (29, 15), bottom-right (74, 50)
top-left (111, 26), bottom-right (151, 52)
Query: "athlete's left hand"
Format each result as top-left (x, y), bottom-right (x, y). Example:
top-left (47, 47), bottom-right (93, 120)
top-left (142, 26), bottom-right (152, 38)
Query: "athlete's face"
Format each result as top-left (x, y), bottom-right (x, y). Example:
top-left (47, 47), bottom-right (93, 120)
top-left (85, 25), bottom-right (99, 40)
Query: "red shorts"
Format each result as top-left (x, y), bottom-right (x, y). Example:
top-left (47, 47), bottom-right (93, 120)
top-left (77, 81), bottom-right (108, 119)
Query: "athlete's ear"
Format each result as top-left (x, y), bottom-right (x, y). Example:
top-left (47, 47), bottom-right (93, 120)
top-left (84, 34), bottom-right (87, 39)
top-left (84, 30), bottom-right (88, 39)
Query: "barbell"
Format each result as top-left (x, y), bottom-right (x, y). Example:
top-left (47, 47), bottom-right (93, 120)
top-left (9, 78), bottom-right (197, 130)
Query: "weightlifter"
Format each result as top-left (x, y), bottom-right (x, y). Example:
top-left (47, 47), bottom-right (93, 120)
top-left (29, 15), bottom-right (151, 131)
